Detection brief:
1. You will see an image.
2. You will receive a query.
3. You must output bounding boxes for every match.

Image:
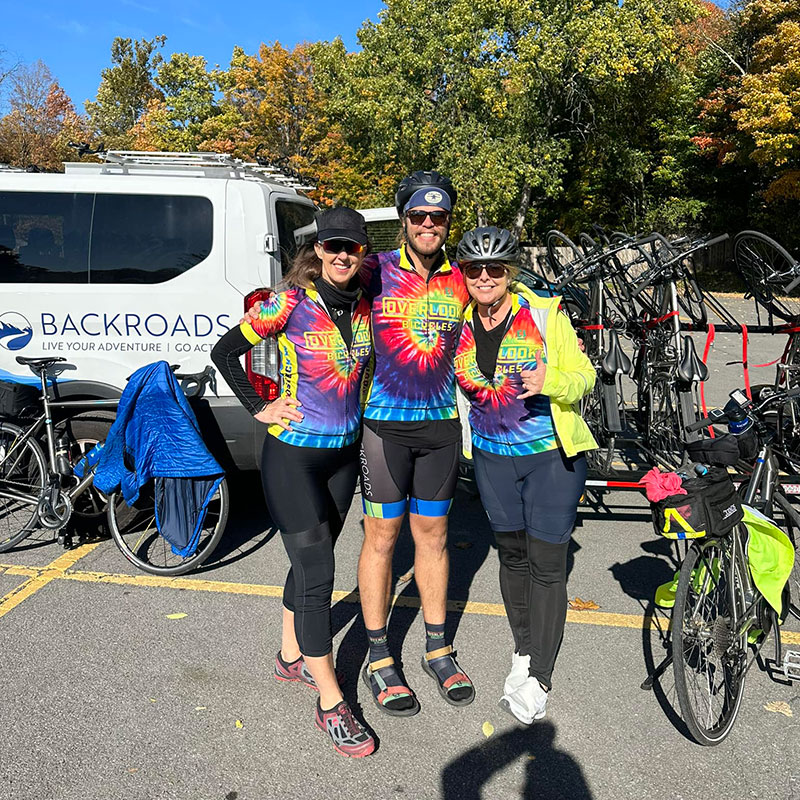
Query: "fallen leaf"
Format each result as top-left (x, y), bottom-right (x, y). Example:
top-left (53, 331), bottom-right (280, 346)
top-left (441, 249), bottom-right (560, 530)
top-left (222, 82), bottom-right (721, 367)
top-left (397, 568), bottom-right (415, 584)
top-left (764, 701), bottom-right (793, 718)
top-left (149, 698), bottom-right (157, 703)
top-left (568, 597), bottom-right (600, 611)
top-left (482, 721), bottom-right (494, 738)
top-left (528, 756), bottom-right (536, 761)
top-left (166, 613), bottom-right (187, 620)
top-left (235, 719), bottom-right (244, 729)
top-left (195, 706), bottom-right (207, 711)
top-left (454, 541), bottom-right (472, 550)
top-left (127, 768), bottom-right (139, 774)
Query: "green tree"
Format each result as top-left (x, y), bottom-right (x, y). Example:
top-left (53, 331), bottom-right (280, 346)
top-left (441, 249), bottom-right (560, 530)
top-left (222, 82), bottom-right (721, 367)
top-left (86, 35), bottom-right (166, 149)
top-left (134, 53), bottom-right (217, 151)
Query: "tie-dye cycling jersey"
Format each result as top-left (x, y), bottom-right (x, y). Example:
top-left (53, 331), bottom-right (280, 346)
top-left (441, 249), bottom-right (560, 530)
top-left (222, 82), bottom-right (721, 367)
top-left (242, 286), bottom-right (372, 448)
top-left (361, 246), bottom-right (469, 422)
top-left (455, 291), bottom-right (557, 457)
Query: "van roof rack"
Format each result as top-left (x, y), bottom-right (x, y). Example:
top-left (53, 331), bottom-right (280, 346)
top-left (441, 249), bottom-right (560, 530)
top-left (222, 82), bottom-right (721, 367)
top-left (64, 150), bottom-right (316, 192)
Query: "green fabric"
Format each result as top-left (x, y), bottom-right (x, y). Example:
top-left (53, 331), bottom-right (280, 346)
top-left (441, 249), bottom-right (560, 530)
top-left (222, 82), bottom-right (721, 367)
top-left (515, 284), bottom-right (599, 457)
top-left (655, 571), bottom-right (680, 609)
top-left (742, 505), bottom-right (796, 614)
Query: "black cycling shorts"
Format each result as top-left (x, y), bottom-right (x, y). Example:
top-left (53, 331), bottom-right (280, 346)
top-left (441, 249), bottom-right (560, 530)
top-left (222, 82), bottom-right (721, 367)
top-left (359, 425), bottom-right (460, 519)
top-left (472, 447), bottom-right (587, 543)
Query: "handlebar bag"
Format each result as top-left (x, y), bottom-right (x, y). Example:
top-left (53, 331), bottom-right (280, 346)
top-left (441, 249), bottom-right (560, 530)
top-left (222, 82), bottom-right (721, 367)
top-left (651, 467), bottom-right (743, 540)
top-left (0, 380), bottom-right (38, 419)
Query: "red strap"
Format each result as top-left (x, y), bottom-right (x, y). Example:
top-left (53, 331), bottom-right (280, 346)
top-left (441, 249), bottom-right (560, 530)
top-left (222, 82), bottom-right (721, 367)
top-left (645, 310), bottom-right (680, 328)
top-left (741, 323), bottom-right (751, 400)
top-left (700, 324), bottom-right (716, 438)
top-left (753, 355), bottom-right (783, 369)
top-left (580, 324), bottom-right (604, 330)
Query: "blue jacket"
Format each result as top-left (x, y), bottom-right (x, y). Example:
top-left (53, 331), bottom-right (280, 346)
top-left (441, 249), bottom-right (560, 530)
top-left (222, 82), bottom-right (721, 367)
top-left (95, 361), bottom-right (224, 557)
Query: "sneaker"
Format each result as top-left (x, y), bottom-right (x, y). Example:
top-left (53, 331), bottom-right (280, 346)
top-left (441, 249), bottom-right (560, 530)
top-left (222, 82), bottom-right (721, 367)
top-left (503, 652), bottom-right (531, 696)
top-left (314, 700), bottom-right (376, 758)
top-left (274, 652), bottom-right (317, 690)
top-left (500, 676), bottom-right (548, 725)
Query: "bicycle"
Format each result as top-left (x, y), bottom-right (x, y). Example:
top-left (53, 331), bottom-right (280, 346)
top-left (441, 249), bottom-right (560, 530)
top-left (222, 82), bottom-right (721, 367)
top-left (0, 356), bottom-right (229, 575)
top-left (669, 387), bottom-right (800, 745)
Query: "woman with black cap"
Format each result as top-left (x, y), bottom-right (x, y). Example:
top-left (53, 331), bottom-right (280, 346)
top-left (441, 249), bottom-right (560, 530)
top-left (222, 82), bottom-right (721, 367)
top-left (211, 207), bottom-right (375, 758)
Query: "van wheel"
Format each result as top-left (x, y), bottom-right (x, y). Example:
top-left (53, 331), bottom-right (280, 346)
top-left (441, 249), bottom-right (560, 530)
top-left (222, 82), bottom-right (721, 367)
top-left (56, 411), bottom-right (116, 536)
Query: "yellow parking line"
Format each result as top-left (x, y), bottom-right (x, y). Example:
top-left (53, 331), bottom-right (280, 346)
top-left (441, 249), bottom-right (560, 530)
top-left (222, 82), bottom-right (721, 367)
top-left (3, 559), bottom-right (800, 643)
top-left (0, 543), bottom-right (102, 619)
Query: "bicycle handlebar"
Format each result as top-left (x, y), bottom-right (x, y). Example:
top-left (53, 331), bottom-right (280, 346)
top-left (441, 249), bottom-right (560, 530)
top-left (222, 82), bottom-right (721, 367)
top-left (685, 385), bottom-right (800, 433)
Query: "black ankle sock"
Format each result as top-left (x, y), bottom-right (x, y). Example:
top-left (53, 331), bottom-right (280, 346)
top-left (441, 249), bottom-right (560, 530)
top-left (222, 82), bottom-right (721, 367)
top-left (365, 625), bottom-right (414, 710)
top-left (366, 626), bottom-right (391, 664)
top-left (425, 621), bottom-right (446, 653)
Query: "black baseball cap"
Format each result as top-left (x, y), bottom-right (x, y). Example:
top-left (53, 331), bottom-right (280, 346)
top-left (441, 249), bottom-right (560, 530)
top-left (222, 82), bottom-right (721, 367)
top-left (316, 207), bottom-right (368, 245)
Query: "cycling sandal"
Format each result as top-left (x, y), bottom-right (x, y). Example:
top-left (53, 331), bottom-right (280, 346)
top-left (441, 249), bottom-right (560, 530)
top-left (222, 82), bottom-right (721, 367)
top-left (421, 645), bottom-right (475, 707)
top-left (361, 657), bottom-right (420, 717)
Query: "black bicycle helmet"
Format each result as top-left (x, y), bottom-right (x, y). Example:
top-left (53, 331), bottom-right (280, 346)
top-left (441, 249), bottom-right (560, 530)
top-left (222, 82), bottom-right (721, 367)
top-left (456, 226), bottom-right (520, 264)
top-left (395, 170), bottom-right (457, 215)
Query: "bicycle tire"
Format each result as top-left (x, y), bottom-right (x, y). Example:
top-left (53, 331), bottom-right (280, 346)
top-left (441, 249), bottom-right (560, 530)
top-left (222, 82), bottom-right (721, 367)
top-left (672, 537), bottom-right (746, 745)
top-left (676, 270), bottom-right (707, 327)
top-left (734, 231), bottom-right (800, 322)
top-left (0, 421), bottom-right (47, 552)
top-left (107, 477), bottom-right (229, 576)
top-left (545, 230), bottom-right (584, 282)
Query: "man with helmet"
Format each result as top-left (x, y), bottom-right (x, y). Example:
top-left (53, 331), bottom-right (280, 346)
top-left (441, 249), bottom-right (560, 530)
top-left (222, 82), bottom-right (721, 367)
top-left (357, 171), bottom-right (475, 716)
top-left (454, 225), bottom-right (596, 724)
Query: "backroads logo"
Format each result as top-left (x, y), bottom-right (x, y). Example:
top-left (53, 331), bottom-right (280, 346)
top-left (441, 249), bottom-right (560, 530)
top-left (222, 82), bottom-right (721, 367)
top-left (0, 312), bottom-right (33, 351)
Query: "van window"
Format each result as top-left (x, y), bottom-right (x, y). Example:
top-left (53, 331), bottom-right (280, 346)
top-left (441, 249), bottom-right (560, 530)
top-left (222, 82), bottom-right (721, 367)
top-left (275, 200), bottom-right (317, 274)
top-left (0, 191), bottom-right (93, 283)
top-left (89, 194), bottom-right (213, 283)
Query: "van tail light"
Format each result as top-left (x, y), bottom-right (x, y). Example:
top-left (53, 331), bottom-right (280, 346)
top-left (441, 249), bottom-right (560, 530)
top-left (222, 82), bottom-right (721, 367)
top-left (244, 288), bottom-right (279, 402)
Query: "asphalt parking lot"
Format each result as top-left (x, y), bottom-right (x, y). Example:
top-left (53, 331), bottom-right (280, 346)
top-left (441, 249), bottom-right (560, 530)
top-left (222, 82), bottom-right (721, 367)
top-left (1, 295), bottom-right (799, 800)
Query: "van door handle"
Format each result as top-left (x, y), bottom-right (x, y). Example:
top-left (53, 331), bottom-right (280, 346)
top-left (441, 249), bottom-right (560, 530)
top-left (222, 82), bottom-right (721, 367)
top-left (261, 234), bottom-right (277, 254)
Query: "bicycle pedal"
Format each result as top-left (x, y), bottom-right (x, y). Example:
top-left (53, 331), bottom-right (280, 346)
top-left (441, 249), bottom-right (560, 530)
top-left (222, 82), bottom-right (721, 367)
top-left (783, 650), bottom-right (800, 681)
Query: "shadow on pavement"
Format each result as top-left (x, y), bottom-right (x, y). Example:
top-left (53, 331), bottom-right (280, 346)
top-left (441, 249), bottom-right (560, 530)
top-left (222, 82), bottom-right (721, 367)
top-left (440, 721), bottom-right (592, 800)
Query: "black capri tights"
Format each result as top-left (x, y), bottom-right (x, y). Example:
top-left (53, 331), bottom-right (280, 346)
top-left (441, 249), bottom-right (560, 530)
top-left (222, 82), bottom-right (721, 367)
top-left (261, 435), bottom-right (359, 658)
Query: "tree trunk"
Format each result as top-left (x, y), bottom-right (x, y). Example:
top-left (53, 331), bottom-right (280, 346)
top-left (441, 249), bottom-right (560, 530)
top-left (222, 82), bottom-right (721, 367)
top-left (511, 183), bottom-right (533, 239)
top-left (476, 203), bottom-right (488, 228)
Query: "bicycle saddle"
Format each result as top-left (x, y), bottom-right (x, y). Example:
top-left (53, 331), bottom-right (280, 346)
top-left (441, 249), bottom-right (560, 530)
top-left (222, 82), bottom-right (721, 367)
top-left (15, 356), bottom-right (66, 370)
top-left (600, 329), bottom-right (632, 377)
top-left (676, 336), bottom-right (708, 383)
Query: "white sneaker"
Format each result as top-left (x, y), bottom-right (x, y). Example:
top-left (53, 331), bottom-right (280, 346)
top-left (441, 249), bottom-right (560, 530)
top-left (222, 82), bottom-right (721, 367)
top-left (503, 652), bottom-right (531, 696)
top-left (500, 676), bottom-right (548, 725)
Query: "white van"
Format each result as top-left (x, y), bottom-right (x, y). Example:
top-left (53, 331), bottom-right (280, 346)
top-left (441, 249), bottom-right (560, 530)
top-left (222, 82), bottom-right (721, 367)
top-left (0, 151), bottom-right (324, 470)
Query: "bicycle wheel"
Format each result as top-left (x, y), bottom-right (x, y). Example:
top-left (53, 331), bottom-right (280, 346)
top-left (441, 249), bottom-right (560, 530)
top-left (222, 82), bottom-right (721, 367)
top-left (673, 537), bottom-right (747, 745)
top-left (0, 421), bottom-right (47, 552)
top-left (108, 477), bottom-right (229, 576)
top-left (676, 267), bottom-right (707, 327)
top-left (546, 230), bottom-right (584, 281)
top-left (734, 231), bottom-right (800, 322)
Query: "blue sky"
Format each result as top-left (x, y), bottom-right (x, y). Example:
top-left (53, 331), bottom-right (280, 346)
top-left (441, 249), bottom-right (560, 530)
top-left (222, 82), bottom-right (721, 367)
top-left (1, 0), bottom-right (733, 113)
top-left (0, 0), bottom-right (383, 111)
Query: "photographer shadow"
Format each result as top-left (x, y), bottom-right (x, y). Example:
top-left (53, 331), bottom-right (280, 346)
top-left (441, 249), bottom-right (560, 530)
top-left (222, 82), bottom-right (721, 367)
top-left (441, 722), bottom-right (592, 800)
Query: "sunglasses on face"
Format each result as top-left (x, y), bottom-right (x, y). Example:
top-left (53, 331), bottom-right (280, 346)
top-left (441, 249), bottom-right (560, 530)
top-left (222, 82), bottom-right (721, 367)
top-left (405, 210), bottom-right (450, 226)
top-left (320, 239), bottom-right (365, 255)
top-left (463, 263), bottom-right (508, 279)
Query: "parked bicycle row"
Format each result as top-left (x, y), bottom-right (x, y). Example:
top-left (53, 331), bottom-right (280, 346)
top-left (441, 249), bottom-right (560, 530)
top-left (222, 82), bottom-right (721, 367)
top-left (519, 227), bottom-right (800, 477)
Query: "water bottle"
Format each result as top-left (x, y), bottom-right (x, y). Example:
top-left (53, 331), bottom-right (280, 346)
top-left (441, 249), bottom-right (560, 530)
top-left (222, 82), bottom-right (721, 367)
top-left (723, 397), bottom-right (757, 459)
top-left (73, 441), bottom-right (105, 479)
top-left (55, 437), bottom-right (71, 477)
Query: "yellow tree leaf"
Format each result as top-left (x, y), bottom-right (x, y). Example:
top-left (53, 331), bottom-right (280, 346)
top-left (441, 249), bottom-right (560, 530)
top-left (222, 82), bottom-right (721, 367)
top-left (568, 597), bottom-right (600, 611)
top-left (482, 721), bottom-right (494, 738)
top-left (235, 719), bottom-right (244, 729)
top-left (764, 701), bottom-right (793, 717)
top-left (166, 613), bottom-right (187, 620)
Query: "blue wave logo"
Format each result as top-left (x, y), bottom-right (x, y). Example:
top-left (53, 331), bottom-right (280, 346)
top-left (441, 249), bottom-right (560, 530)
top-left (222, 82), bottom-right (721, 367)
top-left (0, 312), bottom-right (33, 351)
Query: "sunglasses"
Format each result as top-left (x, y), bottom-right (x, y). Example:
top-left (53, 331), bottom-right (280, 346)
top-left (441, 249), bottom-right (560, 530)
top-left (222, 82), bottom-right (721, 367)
top-left (463, 263), bottom-right (508, 279)
top-left (405, 210), bottom-right (450, 226)
top-left (320, 239), bottom-right (365, 255)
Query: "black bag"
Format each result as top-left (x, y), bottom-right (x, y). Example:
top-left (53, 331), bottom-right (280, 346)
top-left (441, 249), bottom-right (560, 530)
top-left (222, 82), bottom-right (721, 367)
top-left (0, 380), bottom-right (39, 419)
top-left (650, 466), bottom-right (743, 540)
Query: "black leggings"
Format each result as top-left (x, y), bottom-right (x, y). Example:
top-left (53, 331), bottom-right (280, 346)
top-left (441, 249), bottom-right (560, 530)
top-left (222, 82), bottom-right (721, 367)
top-left (494, 530), bottom-right (569, 691)
top-left (261, 435), bottom-right (359, 658)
